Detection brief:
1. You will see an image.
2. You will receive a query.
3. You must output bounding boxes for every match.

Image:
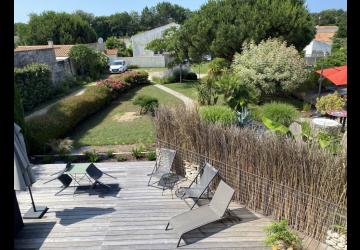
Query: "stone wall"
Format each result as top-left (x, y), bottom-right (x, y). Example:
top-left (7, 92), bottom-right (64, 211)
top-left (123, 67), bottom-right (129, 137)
top-left (14, 48), bottom-right (75, 83)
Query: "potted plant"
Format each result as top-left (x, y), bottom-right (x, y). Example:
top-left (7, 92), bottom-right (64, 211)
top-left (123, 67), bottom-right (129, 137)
top-left (264, 220), bottom-right (302, 250)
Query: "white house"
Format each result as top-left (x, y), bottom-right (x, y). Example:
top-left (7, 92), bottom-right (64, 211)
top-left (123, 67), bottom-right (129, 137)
top-left (303, 40), bottom-right (332, 58)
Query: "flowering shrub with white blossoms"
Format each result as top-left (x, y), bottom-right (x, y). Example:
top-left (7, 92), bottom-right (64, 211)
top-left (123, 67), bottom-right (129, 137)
top-left (232, 38), bottom-right (308, 97)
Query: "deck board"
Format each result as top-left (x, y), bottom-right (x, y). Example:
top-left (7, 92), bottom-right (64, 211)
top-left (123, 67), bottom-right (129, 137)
top-left (14, 162), bottom-right (323, 250)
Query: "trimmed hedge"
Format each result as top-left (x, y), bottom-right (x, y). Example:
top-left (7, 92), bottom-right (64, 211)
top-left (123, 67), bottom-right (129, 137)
top-left (14, 63), bottom-right (52, 111)
top-left (26, 71), bottom-right (150, 154)
top-left (14, 83), bottom-right (26, 134)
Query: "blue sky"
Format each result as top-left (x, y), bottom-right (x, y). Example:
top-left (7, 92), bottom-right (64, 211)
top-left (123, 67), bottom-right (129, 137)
top-left (14, 0), bottom-right (347, 23)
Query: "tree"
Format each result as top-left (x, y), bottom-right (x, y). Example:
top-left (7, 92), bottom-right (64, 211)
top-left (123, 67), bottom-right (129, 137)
top-left (91, 16), bottom-right (112, 39)
top-left (315, 38), bottom-right (347, 69)
top-left (176, 0), bottom-right (315, 61)
top-left (232, 38), bottom-right (307, 98)
top-left (311, 9), bottom-right (346, 26)
top-left (105, 36), bottom-right (122, 49)
top-left (73, 10), bottom-right (95, 24)
top-left (146, 26), bottom-right (187, 82)
top-left (69, 45), bottom-right (108, 79)
top-left (22, 11), bottom-right (97, 45)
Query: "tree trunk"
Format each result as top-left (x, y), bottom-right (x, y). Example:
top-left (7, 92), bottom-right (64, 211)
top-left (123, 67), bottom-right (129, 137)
top-left (179, 64), bottom-right (182, 83)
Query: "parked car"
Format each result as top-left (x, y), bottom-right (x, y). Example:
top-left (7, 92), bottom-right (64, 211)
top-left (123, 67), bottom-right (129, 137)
top-left (109, 60), bottom-right (127, 73)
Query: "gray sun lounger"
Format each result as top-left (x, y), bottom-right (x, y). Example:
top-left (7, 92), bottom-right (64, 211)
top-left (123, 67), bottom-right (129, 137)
top-left (166, 180), bottom-right (235, 247)
top-left (147, 148), bottom-right (176, 187)
top-left (176, 163), bottom-right (219, 209)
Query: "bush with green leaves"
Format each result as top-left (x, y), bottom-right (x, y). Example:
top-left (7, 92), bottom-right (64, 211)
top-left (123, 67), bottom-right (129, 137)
top-left (216, 74), bottom-right (259, 111)
top-left (260, 102), bottom-right (300, 127)
top-left (197, 76), bottom-right (219, 105)
top-left (199, 106), bottom-right (236, 126)
top-left (105, 36), bottom-right (122, 49)
top-left (69, 45), bottom-right (108, 79)
top-left (133, 95), bottom-right (159, 115)
top-left (131, 147), bottom-right (144, 159)
top-left (208, 58), bottom-right (230, 77)
top-left (84, 150), bottom-right (100, 163)
top-left (26, 85), bottom-right (112, 154)
top-left (116, 154), bottom-right (127, 162)
top-left (315, 92), bottom-right (346, 114)
top-left (146, 151), bottom-right (157, 161)
top-left (264, 220), bottom-right (301, 249)
top-left (14, 83), bottom-right (26, 134)
top-left (14, 63), bottom-right (52, 111)
top-left (127, 65), bottom-right (139, 69)
top-left (106, 150), bottom-right (114, 158)
top-left (232, 38), bottom-right (307, 98)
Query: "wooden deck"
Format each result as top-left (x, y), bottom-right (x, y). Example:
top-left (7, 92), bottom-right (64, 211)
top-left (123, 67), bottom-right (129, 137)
top-left (14, 162), bottom-right (276, 249)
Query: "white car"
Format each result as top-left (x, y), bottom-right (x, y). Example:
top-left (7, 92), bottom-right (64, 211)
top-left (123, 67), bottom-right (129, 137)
top-left (109, 60), bottom-right (127, 73)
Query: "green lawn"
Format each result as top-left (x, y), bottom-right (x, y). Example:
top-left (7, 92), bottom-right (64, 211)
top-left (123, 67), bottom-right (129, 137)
top-left (68, 85), bottom-right (183, 147)
top-left (165, 81), bottom-right (199, 100)
top-left (191, 62), bottom-right (210, 75)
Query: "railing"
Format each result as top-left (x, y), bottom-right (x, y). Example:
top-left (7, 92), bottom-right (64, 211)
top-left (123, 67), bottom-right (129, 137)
top-left (157, 139), bottom-right (347, 242)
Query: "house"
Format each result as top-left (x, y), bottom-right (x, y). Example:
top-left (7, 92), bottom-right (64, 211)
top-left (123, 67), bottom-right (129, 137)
top-left (110, 23), bottom-right (180, 67)
top-left (14, 42), bottom-right (76, 83)
top-left (303, 26), bottom-right (338, 65)
top-left (314, 26), bottom-right (338, 45)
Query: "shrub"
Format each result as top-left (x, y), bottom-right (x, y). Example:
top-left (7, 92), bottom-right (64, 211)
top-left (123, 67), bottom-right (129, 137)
top-left (216, 74), bottom-right (259, 111)
top-left (14, 63), bottom-right (52, 111)
top-left (84, 150), bottom-right (100, 163)
top-left (315, 92), bottom-right (346, 114)
top-left (133, 95), bottom-right (159, 115)
top-left (261, 102), bottom-right (300, 127)
top-left (302, 102), bottom-right (312, 112)
top-left (117, 46), bottom-right (133, 57)
top-left (116, 154), bottom-right (127, 162)
top-left (114, 70), bottom-right (150, 86)
top-left (105, 36), bottom-right (122, 49)
top-left (69, 45), bottom-right (108, 79)
top-left (131, 147), bottom-right (144, 159)
top-left (232, 38), bottom-right (307, 97)
top-left (106, 150), bottom-right (114, 158)
top-left (26, 85), bottom-right (112, 154)
top-left (197, 77), bottom-right (219, 105)
top-left (185, 72), bottom-right (198, 80)
top-left (14, 83), bottom-right (26, 135)
top-left (47, 138), bottom-right (73, 155)
top-left (199, 106), bottom-right (236, 126)
top-left (127, 65), bottom-right (139, 69)
top-left (97, 78), bottom-right (127, 98)
top-left (146, 151), bottom-right (157, 161)
top-left (208, 58), bottom-right (230, 77)
top-left (264, 220), bottom-right (301, 249)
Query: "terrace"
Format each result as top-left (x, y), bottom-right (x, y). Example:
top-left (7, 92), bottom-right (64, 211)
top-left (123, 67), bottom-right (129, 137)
top-left (15, 162), bottom-right (274, 249)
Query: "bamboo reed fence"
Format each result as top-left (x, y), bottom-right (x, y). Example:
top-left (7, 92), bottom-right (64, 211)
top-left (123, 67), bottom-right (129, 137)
top-left (154, 106), bottom-right (347, 242)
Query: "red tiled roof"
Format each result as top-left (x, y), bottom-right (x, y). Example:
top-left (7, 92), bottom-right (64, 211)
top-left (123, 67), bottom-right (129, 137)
top-left (15, 45), bottom-right (74, 57)
top-left (105, 49), bottom-right (118, 56)
top-left (314, 26), bottom-right (339, 44)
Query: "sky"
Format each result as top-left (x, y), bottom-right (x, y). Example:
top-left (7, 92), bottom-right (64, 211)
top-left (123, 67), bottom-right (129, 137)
top-left (14, 0), bottom-right (347, 23)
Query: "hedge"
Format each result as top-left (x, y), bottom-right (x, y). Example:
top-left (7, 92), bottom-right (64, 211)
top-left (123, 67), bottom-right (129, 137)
top-left (14, 83), bottom-right (26, 135)
top-left (26, 71), bottom-right (149, 154)
top-left (14, 63), bottom-right (52, 111)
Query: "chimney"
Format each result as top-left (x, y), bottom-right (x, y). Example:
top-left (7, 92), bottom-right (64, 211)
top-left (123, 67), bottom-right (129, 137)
top-left (48, 40), bottom-right (54, 48)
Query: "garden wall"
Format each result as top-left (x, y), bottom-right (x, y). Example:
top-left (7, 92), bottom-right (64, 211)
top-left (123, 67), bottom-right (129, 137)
top-left (14, 48), bottom-right (74, 83)
top-left (154, 106), bottom-right (347, 242)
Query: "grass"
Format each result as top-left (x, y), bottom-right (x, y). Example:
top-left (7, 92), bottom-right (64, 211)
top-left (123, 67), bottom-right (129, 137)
top-left (165, 81), bottom-right (199, 100)
top-left (68, 85), bottom-right (183, 147)
top-left (24, 82), bottom-right (94, 116)
top-left (191, 62), bottom-right (210, 75)
top-left (261, 95), bottom-right (304, 110)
